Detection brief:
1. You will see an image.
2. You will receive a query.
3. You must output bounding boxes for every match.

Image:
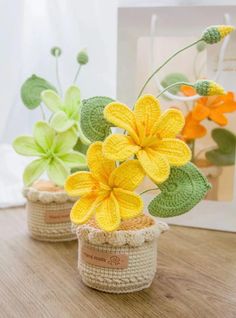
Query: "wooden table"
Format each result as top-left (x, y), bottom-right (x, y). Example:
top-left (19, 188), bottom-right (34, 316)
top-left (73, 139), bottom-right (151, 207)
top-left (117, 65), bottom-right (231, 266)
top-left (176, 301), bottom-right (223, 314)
top-left (0, 207), bottom-right (236, 318)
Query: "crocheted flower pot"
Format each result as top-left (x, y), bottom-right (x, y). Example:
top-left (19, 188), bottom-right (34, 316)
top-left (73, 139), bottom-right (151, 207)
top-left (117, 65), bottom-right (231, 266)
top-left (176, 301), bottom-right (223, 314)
top-left (23, 181), bottom-right (77, 242)
top-left (76, 215), bottom-right (168, 293)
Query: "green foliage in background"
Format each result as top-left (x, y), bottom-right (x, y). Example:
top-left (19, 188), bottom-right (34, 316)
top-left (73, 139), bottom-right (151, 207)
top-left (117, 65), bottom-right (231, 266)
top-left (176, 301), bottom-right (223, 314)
top-left (206, 128), bottom-right (236, 166)
top-left (161, 73), bottom-right (189, 95)
top-left (21, 75), bottom-right (57, 109)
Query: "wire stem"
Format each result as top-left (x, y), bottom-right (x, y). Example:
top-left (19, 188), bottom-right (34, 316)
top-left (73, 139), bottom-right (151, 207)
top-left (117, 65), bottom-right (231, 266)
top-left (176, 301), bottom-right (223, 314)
top-left (55, 56), bottom-right (62, 95)
top-left (139, 188), bottom-right (159, 195)
top-left (188, 139), bottom-right (196, 163)
top-left (73, 65), bottom-right (82, 84)
top-left (39, 104), bottom-right (46, 121)
top-left (156, 82), bottom-right (194, 99)
top-left (137, 39), bottom-right (201, 98)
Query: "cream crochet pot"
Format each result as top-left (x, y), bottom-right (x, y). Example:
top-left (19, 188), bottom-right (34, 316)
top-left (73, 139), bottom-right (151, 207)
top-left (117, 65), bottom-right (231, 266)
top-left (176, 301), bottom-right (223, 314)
top-left (76, 215), bottom-right (168, 293)
top-left (23, 181), bottom-right (77, 242)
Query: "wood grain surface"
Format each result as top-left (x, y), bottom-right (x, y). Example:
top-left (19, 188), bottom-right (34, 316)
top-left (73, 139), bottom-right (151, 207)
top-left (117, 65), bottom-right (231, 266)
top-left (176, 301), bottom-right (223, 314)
top-left (0, 207), bottom-right (235, 318)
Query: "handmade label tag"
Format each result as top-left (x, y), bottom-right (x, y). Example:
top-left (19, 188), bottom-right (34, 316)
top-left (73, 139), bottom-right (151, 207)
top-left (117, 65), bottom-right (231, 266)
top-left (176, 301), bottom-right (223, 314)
top-left (80, 244), bottom-right (129, 269)
top-left (44, 210), bottom-right (70, 224)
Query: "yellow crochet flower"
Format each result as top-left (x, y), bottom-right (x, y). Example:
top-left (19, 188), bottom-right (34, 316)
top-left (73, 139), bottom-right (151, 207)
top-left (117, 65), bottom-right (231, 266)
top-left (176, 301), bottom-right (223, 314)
top-left (65, 142), bottom-right (145, 231)
top-left (103, 95), bottom-right (191, 184)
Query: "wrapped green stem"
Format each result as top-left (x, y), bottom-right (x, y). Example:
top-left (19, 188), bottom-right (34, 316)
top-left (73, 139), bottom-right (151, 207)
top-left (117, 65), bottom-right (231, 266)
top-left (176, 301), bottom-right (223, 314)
top-left (138, 39), bottom-right (201, 98)
top-left (139, 188), bottom-right (159, 195)
top-left (73, 65), bottom-right (82, 83)
top-left (188, 139), bottom-right (195, 163)
top-left (156, 81), bottom-right (194, 98)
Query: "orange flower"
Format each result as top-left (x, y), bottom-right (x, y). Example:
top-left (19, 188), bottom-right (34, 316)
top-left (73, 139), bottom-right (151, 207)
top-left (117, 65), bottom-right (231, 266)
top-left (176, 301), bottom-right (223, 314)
top-left (180, 85), bottom-right (197, 97)
top-left (192, 92), bottom-right (236, 126)
top-left (181, 112), bottom-right (207, 141)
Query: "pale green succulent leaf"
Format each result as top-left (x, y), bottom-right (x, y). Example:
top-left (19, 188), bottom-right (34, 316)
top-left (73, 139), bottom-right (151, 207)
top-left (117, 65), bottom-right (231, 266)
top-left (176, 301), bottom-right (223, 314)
top-left (47, 158), bottom-right (69, 186)
top-left (59, 151), bottom-right (87, 168)
top-left (13, 136), bottom-right (44, 156)
top-left (41, 89), bottom-right (62, 112)
top-left (63, 85), bottom-right (81, 117)
top-left (21, 75), bottom-right (57, 109)
top-left (53, 128), bottom-right (78, 155)
top-left (33, 121), bottom-right (55, 151)
top-left (23, 158), bottom-right (48, 186)
top-left (50, 111), bottom-right (75, 132)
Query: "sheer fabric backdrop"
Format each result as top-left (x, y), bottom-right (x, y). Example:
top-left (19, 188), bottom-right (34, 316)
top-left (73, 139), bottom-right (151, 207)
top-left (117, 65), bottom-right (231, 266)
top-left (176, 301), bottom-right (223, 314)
top-left (0, 0), bottom-right (117, 207)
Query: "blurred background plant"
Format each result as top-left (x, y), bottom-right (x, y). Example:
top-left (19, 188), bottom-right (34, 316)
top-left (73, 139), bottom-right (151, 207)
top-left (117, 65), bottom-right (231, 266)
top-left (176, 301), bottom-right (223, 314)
top-left (158, 40), bottom-right (236, 200)
top-left (12, 47), bottom-right (91, 186)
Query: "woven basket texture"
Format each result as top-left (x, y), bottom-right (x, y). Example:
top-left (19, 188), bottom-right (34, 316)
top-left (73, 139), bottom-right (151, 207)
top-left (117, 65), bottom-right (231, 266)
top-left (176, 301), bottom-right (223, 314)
top-left (23, 183), bottom-right (76, 242)
top-left (77, 215), bottom-right (168, 293)
top-left (27, 201), bottom-right (76, 242)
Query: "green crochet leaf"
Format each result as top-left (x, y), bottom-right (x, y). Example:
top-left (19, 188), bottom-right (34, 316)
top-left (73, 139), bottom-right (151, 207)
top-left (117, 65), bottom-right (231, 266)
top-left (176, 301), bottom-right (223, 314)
top-left (161, 73), bottom-right (189, 95)
top-left (80, 96), bottom-right (114, 142)
top-left (205, 128), bottom-right (236, 166)
top-left (21, 75), bottom-right (57, 109)
top-left (148, 163), bottom-right (211, 218)
top-left (74, 138), bottom-right (89, 155)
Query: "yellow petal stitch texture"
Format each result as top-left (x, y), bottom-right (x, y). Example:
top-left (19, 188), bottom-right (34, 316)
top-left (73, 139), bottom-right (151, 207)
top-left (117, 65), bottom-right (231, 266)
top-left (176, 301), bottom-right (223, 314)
top-left (65, 142), bottom-right (145, 232)
top-left (103, 95), bottom-right (191, 184)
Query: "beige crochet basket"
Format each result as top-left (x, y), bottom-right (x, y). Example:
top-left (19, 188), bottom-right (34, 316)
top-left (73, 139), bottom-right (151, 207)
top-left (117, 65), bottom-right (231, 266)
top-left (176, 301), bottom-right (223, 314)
top-left (76, 215), bottom-right (168, 293)
top-left (23, 181), bottom-right (77, 242)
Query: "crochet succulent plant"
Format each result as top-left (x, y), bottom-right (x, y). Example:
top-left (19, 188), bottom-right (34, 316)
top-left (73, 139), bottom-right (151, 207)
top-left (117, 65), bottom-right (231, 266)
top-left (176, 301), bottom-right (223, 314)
top-left (13, 122), bottom-right (86, 186)
top-left (13, 47), bottom-right (93, 186)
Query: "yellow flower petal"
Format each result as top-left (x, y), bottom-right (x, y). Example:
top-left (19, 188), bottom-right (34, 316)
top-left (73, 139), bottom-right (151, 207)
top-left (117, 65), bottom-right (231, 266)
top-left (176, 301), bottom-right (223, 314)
top-left (95, 193), bottom-right (120, 231)
top-left (137, 148), bottom-right (170, 183)
top-left (65, 171), bottom-right (98, 197)
top-left (87, 141), bottom-right (115, 184)
top-left (109, 160), bottom-right (145, 191)
top-left (70, 194), bottom-right (98, 224)
top-left (113, 188), bottom-right (143, 219)
top-left (104, 102), bottom-right (139, 142)
top-left (103, 134), bottom-right (140, 161)
top-left (152, 109), bottom-right (185, 138)
top-left (134, 94), bottom-right (161, 134)
top-left (157, 138), bottom-right (191, 166)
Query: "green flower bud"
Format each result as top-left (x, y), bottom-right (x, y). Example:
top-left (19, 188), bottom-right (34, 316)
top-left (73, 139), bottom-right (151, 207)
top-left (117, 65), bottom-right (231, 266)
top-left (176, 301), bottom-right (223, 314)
top-left (201, 25), bottom-right (235, 44)
top-left (51, 47), bottom-right (62, 57)
top-left (196, 41), bottom-right (206, 52)
top-left (77, 50), bottom-right (89, 65)
top-left (194, 80), bottom-right (225, 96)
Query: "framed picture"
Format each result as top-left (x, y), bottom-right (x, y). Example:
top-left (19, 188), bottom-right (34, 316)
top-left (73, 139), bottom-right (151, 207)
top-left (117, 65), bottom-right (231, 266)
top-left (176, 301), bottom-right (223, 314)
top-left (117, 3), bottom-right (236, 231)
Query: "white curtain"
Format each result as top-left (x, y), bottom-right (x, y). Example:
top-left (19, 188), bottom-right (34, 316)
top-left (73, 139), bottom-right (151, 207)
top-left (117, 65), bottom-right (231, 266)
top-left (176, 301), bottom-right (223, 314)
top-left (0, 0), bottom-right (117, 207)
